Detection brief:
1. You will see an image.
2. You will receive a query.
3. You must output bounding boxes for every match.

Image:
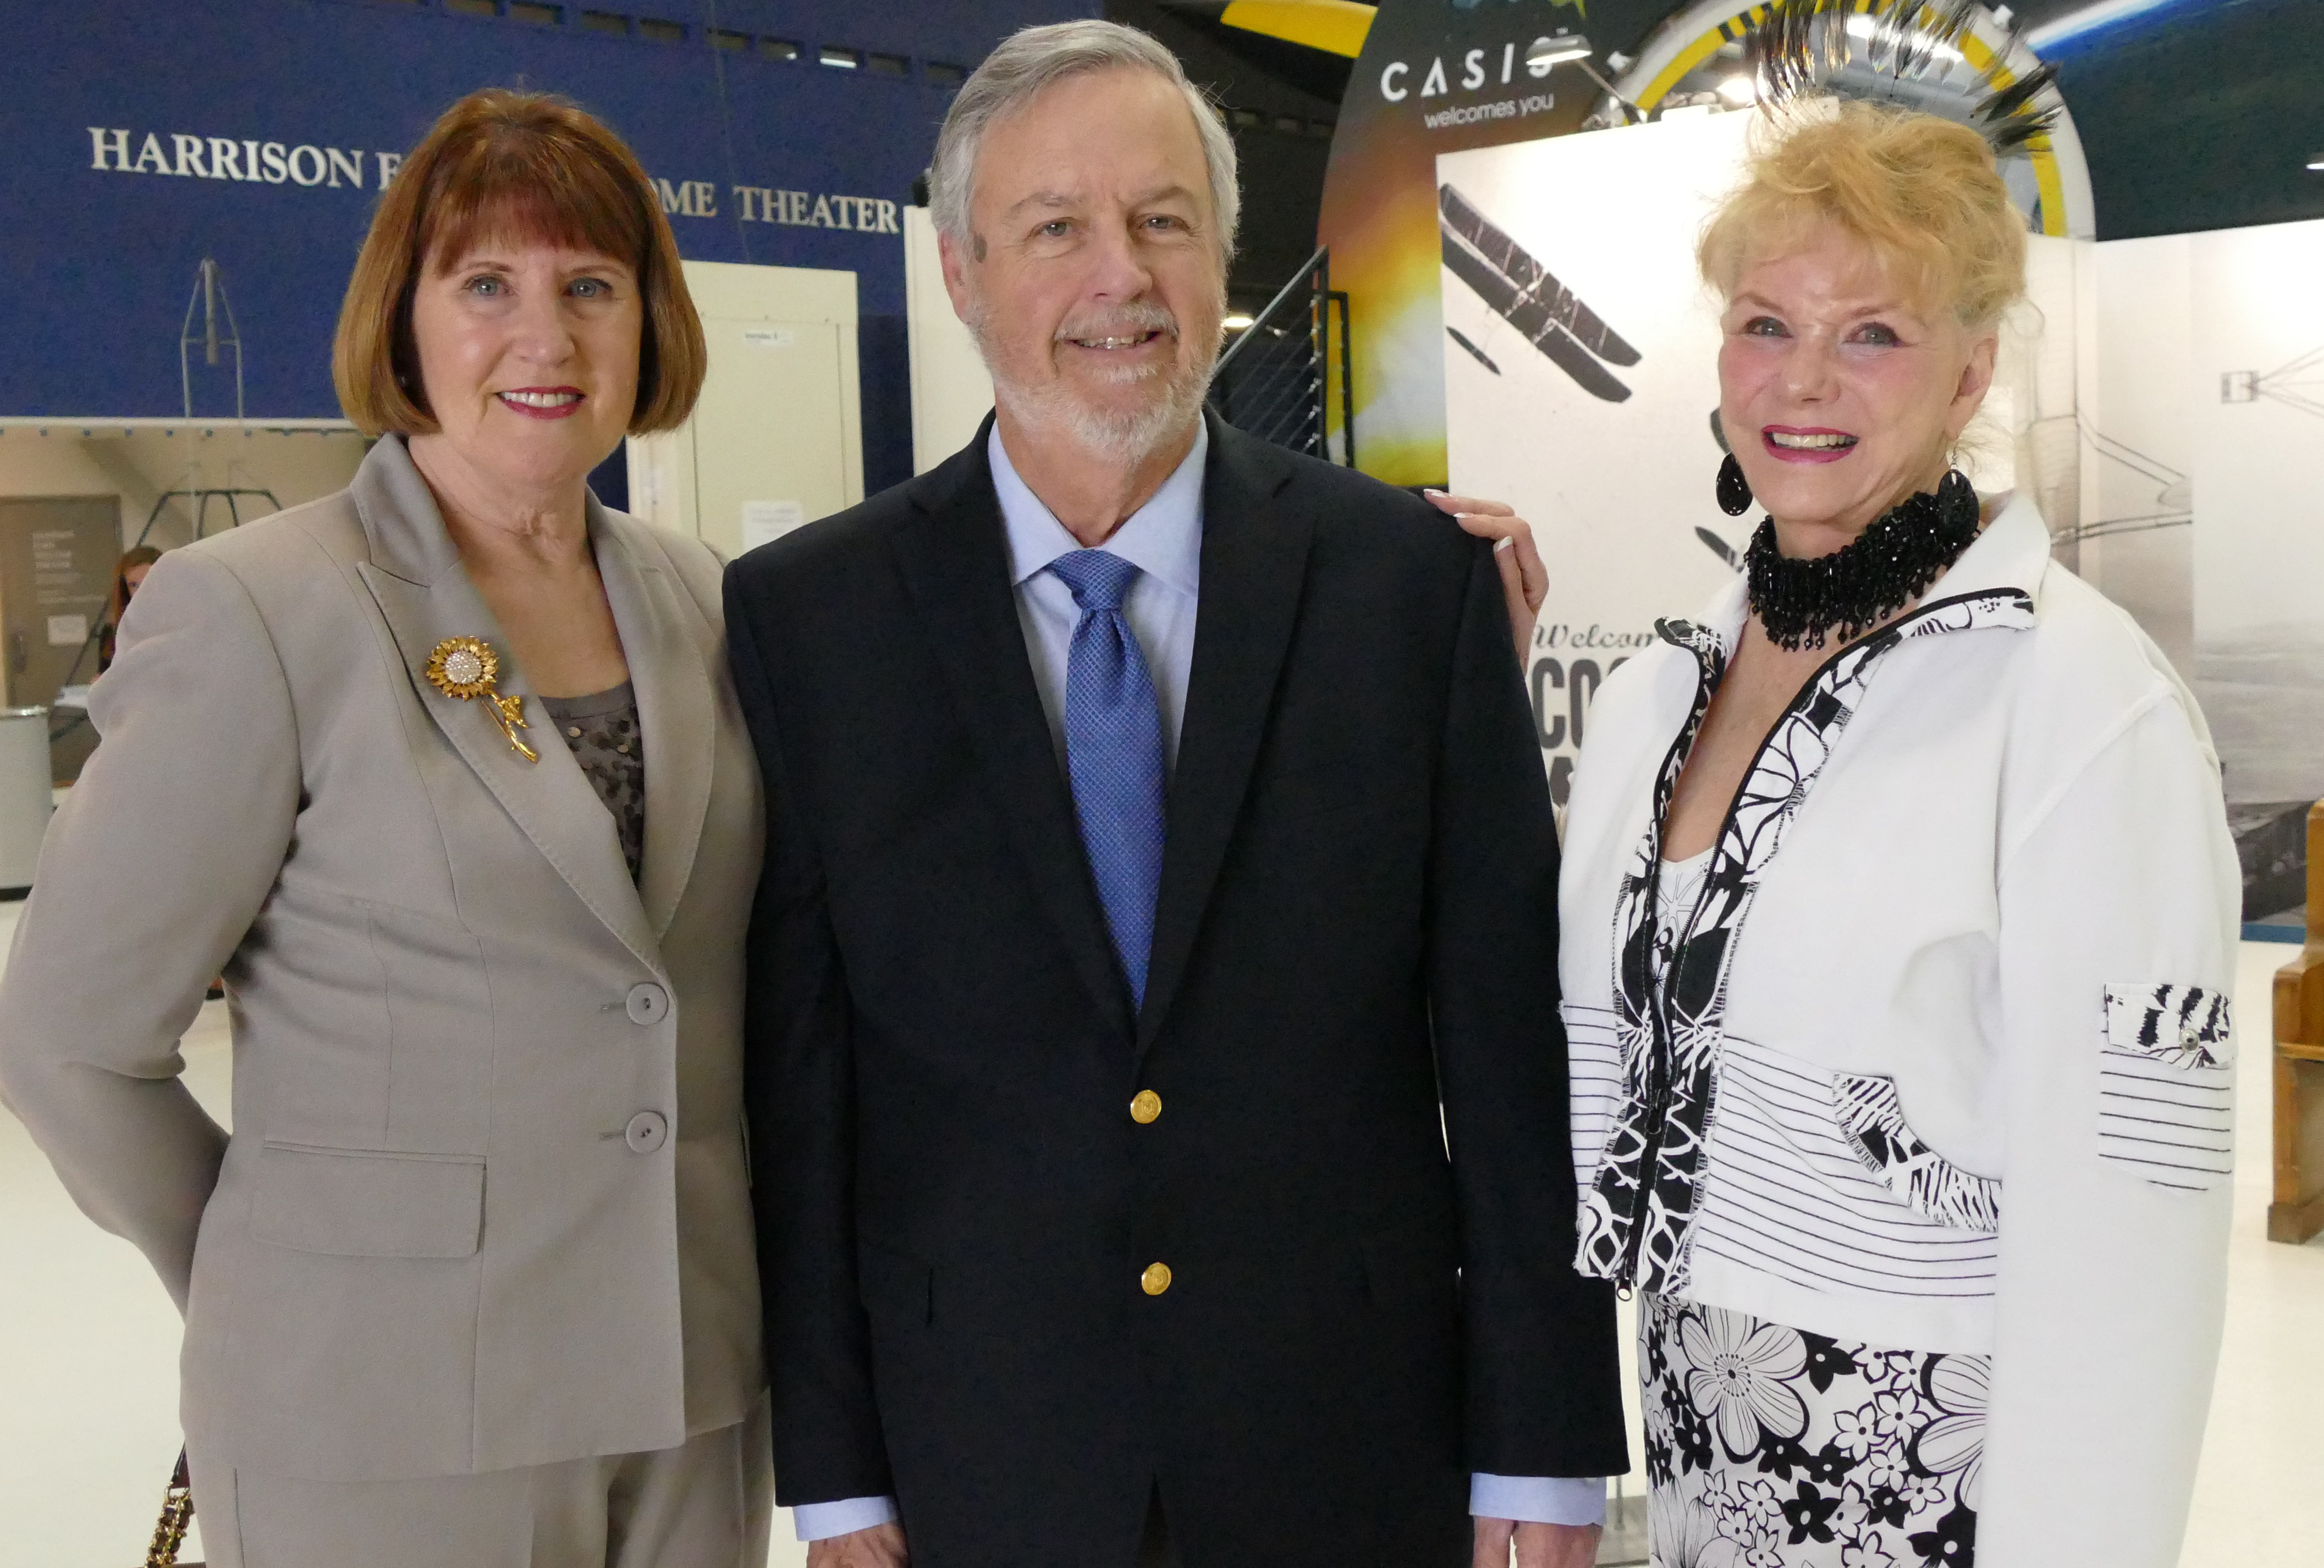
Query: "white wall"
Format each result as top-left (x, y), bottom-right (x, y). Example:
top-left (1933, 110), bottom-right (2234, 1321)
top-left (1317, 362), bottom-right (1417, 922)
top-left (904, 206), bottom-right (993, 474)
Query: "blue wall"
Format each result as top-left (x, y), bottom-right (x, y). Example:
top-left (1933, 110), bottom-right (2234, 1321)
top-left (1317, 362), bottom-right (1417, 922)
top-left (2, 0), bottom-right (1090, 490)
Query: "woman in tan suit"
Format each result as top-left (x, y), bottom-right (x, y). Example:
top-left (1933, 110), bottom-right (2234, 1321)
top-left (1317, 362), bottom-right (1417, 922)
top-left (0, 91), bottom-right (767, 1566)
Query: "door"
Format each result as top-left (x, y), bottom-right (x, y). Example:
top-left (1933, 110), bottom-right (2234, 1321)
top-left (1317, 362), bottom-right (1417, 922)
top-left (0, 498), bottom-right (119, 783)
top-left (689, 316), bottom-right (850, 560)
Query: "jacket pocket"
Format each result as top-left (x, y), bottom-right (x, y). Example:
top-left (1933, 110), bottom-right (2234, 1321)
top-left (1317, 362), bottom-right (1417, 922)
top-left (2098, 983), bottom-right (2234, 1192)
top-left (248, 1142), bottom-right (484, 1258)
top-left (1832, 1074), bottom-right (2002, 1231)
top-left (1696, 1037), bottom-right (1999, 1301)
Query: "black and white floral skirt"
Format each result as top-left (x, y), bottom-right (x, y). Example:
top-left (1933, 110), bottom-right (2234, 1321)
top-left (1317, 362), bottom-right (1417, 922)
top-left (1642, 1294), bottom-right (1985, 1568)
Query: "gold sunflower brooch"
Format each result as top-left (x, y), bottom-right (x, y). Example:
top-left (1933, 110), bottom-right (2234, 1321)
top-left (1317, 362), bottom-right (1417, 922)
top-left (424, 635), bottom-right (538, 763)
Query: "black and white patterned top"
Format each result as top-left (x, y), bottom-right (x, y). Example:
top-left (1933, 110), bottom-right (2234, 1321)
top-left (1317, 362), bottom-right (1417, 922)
top-left (541, 681), bottom-right (645, 884)
top-left (1557, 495), bottom-right (2245, 1560)
top-left (1575, 591), bottom-right (2035, 1296)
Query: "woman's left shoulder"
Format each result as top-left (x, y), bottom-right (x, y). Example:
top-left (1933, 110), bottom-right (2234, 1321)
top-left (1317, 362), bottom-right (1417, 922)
top-left (601, 510), bottom-right (726, 617)
top-left (2022, 562), bottom-right (2191, 705)
top-left (2010, 561), bottom-right (2214, 765)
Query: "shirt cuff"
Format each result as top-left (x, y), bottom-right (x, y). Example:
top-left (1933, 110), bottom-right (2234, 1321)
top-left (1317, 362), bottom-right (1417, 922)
top-left (792, 1495), bottom-right (900, 1542)
top-left (1469, 1474), bottom-right (1607, 1528)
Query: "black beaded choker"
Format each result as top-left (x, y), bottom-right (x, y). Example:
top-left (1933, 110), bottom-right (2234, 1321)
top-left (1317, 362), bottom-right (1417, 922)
top-left (1745, 470), bottom-right (1982, 652)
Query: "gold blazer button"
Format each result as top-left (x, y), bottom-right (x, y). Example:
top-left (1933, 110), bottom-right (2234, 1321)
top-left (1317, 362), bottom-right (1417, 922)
top-left (1130, 1090), bottom-right (1162, 1124)
top-left (1141, 1262), bottom-right (1173, 1296)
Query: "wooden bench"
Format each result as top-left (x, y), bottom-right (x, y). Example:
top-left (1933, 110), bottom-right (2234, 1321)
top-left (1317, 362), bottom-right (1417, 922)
top-left (2270, 802), bottom-right (2324, 1243)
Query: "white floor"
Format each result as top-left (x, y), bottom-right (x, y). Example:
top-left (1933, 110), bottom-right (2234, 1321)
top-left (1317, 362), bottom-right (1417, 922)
top-left (0, 924), bottom-right (2317, 1566)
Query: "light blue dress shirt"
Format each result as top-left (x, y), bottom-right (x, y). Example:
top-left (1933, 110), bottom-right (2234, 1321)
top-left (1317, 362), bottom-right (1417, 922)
top-left (791, 425), bottom-right (1602, 1541)
top-left (993, 421), bottom-right (1206, 765)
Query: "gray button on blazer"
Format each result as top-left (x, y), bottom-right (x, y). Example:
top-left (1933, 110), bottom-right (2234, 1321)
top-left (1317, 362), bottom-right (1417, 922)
top-left (0, 435), bottom-right (764, 1482)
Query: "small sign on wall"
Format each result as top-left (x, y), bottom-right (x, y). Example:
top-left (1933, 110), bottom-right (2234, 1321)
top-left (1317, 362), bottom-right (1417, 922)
top-left (46, 614), bottom-right (87, 648)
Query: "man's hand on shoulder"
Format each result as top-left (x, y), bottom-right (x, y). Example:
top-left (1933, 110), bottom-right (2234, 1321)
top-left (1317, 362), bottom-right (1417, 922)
top-left (807, 1522), bottom-right (908, 1567)
top-left (1472, 1516), bottom-right (1601, 1568)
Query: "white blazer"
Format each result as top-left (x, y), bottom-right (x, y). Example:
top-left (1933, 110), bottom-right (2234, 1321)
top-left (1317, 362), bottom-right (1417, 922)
top-left (0, 437), bottom-right (764, 1481)
top-left (1558, 493), bottom-right (2239, 1567)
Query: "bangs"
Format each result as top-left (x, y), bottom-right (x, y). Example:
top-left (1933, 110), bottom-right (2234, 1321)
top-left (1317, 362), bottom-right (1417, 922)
top-left (416, 131), bottom-right (652, 274)
top-left (1699, 102), bottom-right (2026, 332)
top-left (1713, 198), bottom-right (1952, 320)
top-left (334, 88), bottom-right (705, 438)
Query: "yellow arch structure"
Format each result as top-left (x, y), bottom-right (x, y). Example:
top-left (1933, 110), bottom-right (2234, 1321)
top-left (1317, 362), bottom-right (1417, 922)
top-left (1627, 1), bottom-right (2074, 238)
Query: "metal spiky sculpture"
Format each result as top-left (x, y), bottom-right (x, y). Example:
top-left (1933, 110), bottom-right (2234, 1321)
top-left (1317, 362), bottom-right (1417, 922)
top-left (1752, 0), bottom-right (2061, 153)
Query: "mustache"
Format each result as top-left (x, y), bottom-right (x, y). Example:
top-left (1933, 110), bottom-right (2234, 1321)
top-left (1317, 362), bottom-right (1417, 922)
top-left (1053, 301), bottom-right (1180, 344)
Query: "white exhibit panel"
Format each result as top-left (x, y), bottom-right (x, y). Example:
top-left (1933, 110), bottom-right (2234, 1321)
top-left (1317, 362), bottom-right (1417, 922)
top-left (904, 205), bottom-right (995, 474)
top-left (628, 259), bottom-right (862, 561)
top-left (2186, 217), bottom-right (2324, 808)
top-left (1440, 113), bottom-right (1755, 805)
top-left (2053, 217), bottom-right (2324, 812)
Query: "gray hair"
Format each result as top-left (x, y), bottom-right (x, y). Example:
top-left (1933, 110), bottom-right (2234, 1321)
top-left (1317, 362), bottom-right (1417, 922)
top-left (928, 20), bottom-right (1240, 263)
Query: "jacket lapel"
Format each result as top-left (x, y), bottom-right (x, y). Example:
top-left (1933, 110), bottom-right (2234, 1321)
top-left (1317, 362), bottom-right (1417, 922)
top-left (1136, 418), bottom-right (1312, 1053)
top-left (592, 505), bottom-right (715, 941)
top-left (350, 438), bottom-right (662, 977)
top-left (891, 425), bottom-right (1136, 1039)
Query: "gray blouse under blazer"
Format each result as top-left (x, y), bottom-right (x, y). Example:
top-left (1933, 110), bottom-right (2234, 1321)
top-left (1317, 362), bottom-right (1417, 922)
top-left (0, 436), bottom-right (764, 1482)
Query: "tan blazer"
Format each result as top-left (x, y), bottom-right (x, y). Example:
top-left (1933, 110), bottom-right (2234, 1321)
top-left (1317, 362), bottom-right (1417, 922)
top-left (0, 436), bottom-right (763, 1482)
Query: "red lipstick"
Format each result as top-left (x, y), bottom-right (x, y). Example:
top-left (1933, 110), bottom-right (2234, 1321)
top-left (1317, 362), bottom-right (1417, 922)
top-left (495, 386), bottom-right (586, 421)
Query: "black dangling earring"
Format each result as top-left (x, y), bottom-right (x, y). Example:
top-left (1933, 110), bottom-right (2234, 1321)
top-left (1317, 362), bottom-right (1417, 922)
top-left (1716, 454), bottom-right (1753, 517)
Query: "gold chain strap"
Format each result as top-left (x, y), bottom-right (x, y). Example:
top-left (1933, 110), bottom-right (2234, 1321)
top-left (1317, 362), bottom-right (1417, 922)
top-left (144, 1449), bottom-right (194, 1568)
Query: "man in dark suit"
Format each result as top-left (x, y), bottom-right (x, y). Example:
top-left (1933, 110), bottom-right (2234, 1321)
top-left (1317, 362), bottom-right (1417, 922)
top-left (725, 21), bottom-right (1624, 1568)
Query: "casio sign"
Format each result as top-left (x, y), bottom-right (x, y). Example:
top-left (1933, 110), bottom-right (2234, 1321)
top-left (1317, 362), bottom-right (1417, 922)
top-left (1379, 37), bottom-right (1563, 103)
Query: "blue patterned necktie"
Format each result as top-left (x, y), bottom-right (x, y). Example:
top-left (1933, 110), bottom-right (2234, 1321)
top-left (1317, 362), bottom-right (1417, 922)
top-left (1047, 549), bottom-right (1166, 1007)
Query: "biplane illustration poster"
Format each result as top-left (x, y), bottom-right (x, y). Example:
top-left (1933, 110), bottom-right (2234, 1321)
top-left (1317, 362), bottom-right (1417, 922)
top-left (1439, 111), bottom-right (1753, 805)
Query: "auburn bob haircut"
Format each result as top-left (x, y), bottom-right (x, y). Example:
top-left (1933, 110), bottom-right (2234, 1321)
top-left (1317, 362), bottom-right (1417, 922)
top-left (333, 89), bottom-right (706, 436)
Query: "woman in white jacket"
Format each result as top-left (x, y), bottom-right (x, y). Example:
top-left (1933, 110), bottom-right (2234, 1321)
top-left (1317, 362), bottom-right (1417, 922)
top-left (1560, 103), bottom-right (2239, 1567)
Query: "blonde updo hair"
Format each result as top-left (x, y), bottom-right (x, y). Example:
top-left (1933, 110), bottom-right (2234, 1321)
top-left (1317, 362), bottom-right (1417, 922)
top-left (1699, 101), bottom-right (2028, 332)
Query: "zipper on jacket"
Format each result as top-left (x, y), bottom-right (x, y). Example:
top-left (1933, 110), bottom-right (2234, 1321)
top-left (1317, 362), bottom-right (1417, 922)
top-left (1614, 642), bottom-right (1714, 1294)
top-left (1619, 877), bottom-right (1688, 1293)
top-left (1608, 593), bottom-right (1997, 1293)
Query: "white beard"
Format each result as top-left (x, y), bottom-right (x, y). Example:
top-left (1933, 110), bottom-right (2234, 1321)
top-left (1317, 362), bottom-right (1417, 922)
top-left (969, 296), bottom-right (1219, 466)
